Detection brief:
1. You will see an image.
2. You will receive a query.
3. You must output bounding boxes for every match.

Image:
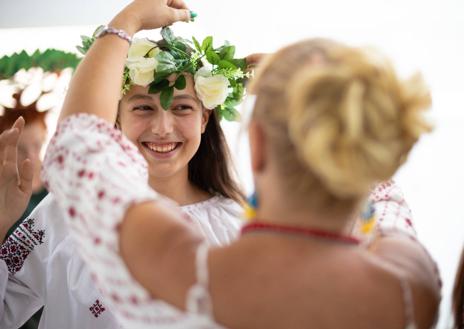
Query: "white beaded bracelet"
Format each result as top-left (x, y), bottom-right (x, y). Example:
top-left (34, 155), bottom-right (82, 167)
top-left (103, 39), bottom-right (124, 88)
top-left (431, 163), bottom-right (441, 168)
top-left (94, 25), bottom-right (132, 44)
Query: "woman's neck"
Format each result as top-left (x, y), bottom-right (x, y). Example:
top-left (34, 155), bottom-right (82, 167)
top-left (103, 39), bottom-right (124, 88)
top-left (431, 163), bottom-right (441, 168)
top-left (255, 205), bottom-right (356, 236)
top-left (254, 182), bottom-right (358, 235)
top-left (148, 172), bottom-right (211, 206)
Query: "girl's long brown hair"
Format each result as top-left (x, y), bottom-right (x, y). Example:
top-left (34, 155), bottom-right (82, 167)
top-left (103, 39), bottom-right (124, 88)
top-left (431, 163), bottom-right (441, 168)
top-left (188, 110), bottom-right (245, 204)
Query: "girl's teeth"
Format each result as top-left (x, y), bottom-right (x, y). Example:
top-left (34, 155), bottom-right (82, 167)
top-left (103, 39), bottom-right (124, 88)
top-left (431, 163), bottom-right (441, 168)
top-left (147, 143), bottom-right (176, 153)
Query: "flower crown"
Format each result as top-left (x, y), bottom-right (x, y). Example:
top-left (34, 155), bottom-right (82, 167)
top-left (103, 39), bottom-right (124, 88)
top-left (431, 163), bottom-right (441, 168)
top-left (78, 27), bottom-right (249, 121)
top-left (0, 49), bottom-right (80, 116)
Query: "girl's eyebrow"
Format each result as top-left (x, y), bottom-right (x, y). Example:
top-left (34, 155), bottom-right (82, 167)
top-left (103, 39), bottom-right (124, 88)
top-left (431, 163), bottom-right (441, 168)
top-left (127, 94), bottom-right (200, 105)
top-left (173, 94), bottom-right (201, 105)
top-left (127, 94), bottom-right (153, 102)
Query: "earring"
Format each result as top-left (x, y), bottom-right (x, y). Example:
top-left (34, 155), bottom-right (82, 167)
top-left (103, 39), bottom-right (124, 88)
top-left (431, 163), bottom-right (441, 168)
top-left (244, 191), bottom-right (258, 220)
top-left (360, 200), bottom-right (376, 234)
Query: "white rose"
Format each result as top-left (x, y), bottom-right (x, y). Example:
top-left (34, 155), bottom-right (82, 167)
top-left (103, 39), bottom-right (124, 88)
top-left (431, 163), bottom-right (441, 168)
top-left (128, 38), bottom-right (160, 59)
top-left (194, 68), bottom-right (230, 109)
top-left (127, 57), bottom-right (157, 87)
top-left (126, 39), bottom-right (160, 87)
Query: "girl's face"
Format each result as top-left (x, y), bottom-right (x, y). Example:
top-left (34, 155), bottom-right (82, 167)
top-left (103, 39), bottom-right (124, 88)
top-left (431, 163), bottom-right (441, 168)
top-left (119, 74), bottom-right (210, 180)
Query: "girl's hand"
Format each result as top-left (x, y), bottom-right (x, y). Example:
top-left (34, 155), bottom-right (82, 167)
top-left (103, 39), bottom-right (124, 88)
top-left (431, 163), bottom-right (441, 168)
top-left (111, 0), bottom-right (191, 35)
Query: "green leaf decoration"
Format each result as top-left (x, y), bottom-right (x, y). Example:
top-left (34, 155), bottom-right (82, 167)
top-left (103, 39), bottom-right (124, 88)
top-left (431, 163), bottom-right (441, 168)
top-left (172, 40), bottom-right (187, 52)
top-left (121, 68), bottom-right (131, 95)
top-left (161, 27), bottom-right (175, 44)
top-left (216, 109), bottom-right (224, 121)
top-left (206, 50), bottom-right (220, 65)
top-left (232, 83), bottom-right (245, 100)
top-left (218, 60), bottom-right (237, 70)
top-left (201, 36), bottom-right (213, 51)
top-left (156, 51), bottom-right (176, 64)
top-left (231, 58), bottom-right (247, 70)
top-left (222, 106), bottom-right (240, 121)
top-left (76, 46), bottom-right (86, 55)
top-left (155, 52), bottom-right (177, 81)
top-left (77, 35), bottom-right (96, 55)
top-left (160, 86), bottom-right (174, 110)
top-left (153, 71), bottom-right (170, 84)
top-left (219, 45), bottom-right (235, 60)
top-left (192, 36), bottom-right (202, 52)
top-left (149, 79), bottom-right (169, 94)
top-left (174, 74), bottom-right (186, 90)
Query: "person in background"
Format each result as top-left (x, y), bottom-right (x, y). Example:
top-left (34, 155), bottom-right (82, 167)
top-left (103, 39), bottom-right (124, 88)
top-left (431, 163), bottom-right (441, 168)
top-left (0, 109), bottom-right (47, 233)
top-left (0, 49), bottom-right (78, 235)
top-left (0, 49), bottom-right (79, 329)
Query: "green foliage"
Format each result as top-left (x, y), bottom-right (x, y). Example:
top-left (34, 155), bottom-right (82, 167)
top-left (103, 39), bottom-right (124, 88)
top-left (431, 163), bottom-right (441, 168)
top-left (201, 36), bottom-right (213, 51)
top-left (121, 68), bottom-right (131, 95)
top-left (160, 86), bottom-right (174, 109)
top-left (0, 49), bottom-right (80, 79)
top-left (76, 35), bottom-right (95, 55)
top-left (174, 74), bottom-right (186, 89)
top-left (220, 106), bottom-right (240, 121)
top-left (148, 79), bottom-right (169, 94)
top-left (192, 36), bottom-right (202, 52)
top-left (206, 50), bottom-right (220, 65)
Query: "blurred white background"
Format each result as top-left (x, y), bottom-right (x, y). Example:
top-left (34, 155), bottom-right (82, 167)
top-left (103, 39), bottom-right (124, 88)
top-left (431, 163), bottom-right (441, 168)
top-left (1, 0), bottom-right (463, 327)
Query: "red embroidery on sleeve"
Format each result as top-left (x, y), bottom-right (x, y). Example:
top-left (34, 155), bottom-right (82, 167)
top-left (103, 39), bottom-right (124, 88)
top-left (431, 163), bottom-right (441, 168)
top-left (0, 218), bottom-right (45, 274)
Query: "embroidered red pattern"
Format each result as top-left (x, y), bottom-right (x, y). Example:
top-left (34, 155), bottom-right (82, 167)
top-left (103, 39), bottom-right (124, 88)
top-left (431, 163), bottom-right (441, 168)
top-left (89, 299), bottom-right (106, 318)
top-left (0, 218), bottom-right (45, 275)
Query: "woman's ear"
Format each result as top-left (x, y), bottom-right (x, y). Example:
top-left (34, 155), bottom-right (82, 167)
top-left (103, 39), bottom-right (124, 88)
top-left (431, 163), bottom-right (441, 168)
top-left (248, 120), bottom-right (266, 172)
top-left (201, 109), bottom-right (212, 133)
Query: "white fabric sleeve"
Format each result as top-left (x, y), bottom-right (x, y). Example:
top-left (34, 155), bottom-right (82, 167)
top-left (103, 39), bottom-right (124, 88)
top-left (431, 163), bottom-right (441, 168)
top-left (0, 209), bottom-right (47, 329)
top-left (41, 113), bottom-right (216, 329)
top-left (368, 180), bottom-right (417, 237)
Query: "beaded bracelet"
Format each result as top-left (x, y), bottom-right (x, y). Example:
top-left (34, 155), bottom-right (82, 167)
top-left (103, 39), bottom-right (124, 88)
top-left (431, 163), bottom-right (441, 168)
top-left (94, 25), bottom-right (132, 44)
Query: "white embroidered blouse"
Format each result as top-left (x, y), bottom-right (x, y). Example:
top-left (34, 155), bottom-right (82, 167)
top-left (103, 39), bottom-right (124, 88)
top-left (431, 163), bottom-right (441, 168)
top-left (0, 175), bottom-right (241, 327)
top-left (36, 114), bottom-right (426, 329)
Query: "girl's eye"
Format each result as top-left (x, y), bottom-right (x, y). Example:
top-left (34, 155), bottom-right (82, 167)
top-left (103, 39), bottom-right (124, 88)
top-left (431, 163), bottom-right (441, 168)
top-left (132, 105), bottom-right (153, 112)
top-left (172, 104), bottom-right (193, 112)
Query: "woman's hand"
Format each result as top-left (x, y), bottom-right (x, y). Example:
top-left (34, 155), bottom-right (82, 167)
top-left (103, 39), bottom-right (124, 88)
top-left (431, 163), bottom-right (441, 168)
top-left (0, 117), bottom-right (33, 241)
top-left (110, 0), bottom-right (191, 35)
top-left (245, 53), bottom-right (268, 72)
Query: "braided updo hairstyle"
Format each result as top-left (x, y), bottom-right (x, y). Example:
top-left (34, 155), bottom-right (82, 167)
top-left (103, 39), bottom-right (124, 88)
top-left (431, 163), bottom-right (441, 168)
top-left (250, 39), bottom-right (431, 212)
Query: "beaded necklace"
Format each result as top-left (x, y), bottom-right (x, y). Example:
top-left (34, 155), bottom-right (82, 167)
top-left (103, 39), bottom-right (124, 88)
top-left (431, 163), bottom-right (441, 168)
top-left (241, 221), bottom-right (360, 245)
